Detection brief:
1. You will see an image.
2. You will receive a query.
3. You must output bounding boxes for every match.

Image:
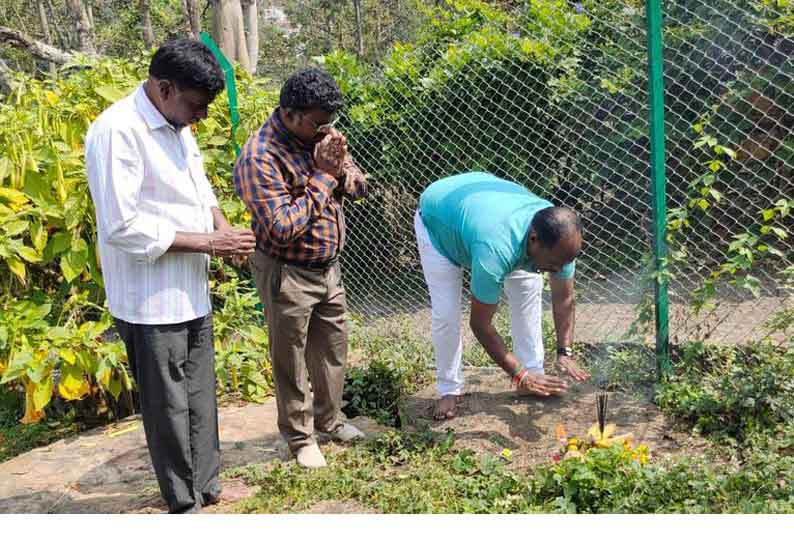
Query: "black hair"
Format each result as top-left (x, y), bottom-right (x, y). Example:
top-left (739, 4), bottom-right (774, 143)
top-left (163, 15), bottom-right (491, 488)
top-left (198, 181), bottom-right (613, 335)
top-left (531, 207), bottom-right (582, 249)
top-left (149, 39), bottom-right (225, 96)
top-left (279, 68), bottom-right (343, 113)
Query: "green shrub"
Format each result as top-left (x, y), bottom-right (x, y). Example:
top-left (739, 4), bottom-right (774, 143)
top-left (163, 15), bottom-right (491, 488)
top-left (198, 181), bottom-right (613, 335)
top-left (0, 54), bottom-right (278, 424)
top-left (343, 319), bottom-right (432, 426)
top-left (656, 343), bottom-right (794, 443)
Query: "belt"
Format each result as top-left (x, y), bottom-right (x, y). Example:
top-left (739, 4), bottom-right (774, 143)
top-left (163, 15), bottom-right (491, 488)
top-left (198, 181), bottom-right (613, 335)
top-left (275, 255), bottom-right (338, 271)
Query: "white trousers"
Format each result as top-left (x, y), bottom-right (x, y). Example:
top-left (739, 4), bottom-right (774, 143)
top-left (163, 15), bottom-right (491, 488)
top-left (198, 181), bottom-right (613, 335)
top-left (415, 211), bottom-right (545, 396)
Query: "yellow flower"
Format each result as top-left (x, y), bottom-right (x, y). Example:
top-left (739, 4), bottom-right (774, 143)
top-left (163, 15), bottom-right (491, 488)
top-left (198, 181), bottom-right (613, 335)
top-left (633, 445), bottom-right (650, 465)
top-left (500, 448), bottom-right (513, 460)
top-left (587, 423), bottom-right (633, 448)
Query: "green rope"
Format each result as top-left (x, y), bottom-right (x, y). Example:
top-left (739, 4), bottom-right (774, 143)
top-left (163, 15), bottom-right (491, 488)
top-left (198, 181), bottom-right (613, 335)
top-left (199, 31), bottom-right (241, 156)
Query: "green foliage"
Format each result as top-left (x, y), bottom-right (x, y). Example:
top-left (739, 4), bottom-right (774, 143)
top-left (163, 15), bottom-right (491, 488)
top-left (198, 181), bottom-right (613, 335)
top-left (343, 319), bottom-right (432, 426)
top-left (0, 53), bottom-right (278, 424)
top-left (536, 440), bottom-right (794, 513)
top-left (229, 425), bottom-right (794, 513)
top-left (234, 429), bottom-right (538, 513)
top-left (656, 342), bottom-right (794, 443)
top-left (211, 268), bottom-right (272, 402)
top-left (531, 444), bottom-right (649, 513)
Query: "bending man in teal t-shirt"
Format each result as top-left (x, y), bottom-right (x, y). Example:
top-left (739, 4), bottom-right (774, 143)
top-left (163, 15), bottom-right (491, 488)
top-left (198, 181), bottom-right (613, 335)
top-left (416, 172), bottom-right (590, 420)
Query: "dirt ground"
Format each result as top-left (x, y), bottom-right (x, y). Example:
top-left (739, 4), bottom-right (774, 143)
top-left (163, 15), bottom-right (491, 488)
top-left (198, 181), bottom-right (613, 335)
top-left (1, 365), bottom-right (706, 514)
top-left (402, 367), bottom-right (709, 470)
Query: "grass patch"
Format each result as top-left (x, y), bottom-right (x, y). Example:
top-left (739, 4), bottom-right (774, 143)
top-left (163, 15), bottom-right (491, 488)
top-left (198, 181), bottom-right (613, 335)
top-left (227, 427), bottom-right (794, 513)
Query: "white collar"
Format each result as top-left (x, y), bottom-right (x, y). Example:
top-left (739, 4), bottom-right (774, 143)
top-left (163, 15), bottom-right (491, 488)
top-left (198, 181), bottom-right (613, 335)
top-left (134, 83), bottom-right (173, 131)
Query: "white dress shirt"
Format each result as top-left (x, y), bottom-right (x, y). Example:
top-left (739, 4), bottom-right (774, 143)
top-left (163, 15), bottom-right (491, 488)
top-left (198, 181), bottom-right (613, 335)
top-left (85, 84), bottom-right (218, 325)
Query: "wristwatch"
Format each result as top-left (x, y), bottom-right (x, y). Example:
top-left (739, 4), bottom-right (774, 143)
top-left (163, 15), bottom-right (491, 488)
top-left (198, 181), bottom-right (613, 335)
top-left (556, 346), bottom-right (574, 357)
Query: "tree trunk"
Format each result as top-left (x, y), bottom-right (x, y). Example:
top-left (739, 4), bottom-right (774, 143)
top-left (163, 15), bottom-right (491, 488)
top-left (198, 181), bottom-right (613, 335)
top-left (375, 1), bottom-right (382, 57)
top-left (179, 0), bottom-right (191, 35)
top-left (37, 0), bottom-right (56, 74)
top-left (85, 0), bottom-right (95, 29)
top-left (321, 0), bottom-right (333, 52)
top-left (0, 25), bottom-right (75, 65)
top-left (182, 0), bottom-right (202, 39)
top-left (242, 0), bottom-right (259, 74)
top-left (66, 0), bottom-right (96, 54)
top-left (0, 57), bottom-right (12, 95)
top-left (44, 0), bottom-right (69, 50)
top-left (352, 0), bottom-right (364, 58)
top-left (210, 0), bottom-right (252, 74)
top-left (139, 0), bottom-right (155, 49)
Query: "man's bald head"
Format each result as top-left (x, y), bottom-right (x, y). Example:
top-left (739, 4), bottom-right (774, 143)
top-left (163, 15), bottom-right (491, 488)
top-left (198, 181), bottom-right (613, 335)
top-left (527, 206), bottom-right (583, 273)
top-left (532, 207), bottom-right (582, 249)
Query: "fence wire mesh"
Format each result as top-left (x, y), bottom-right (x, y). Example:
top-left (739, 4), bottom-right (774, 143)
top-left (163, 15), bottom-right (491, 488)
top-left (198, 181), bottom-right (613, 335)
top-left (332, 0), bottom-right (793, 362)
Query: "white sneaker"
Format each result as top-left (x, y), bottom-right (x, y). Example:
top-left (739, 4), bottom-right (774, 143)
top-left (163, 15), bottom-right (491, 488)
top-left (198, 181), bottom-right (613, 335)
top-left (319, 422), bottom-right (365, 443)
top-left (295, 443), bottom-right (327, 468)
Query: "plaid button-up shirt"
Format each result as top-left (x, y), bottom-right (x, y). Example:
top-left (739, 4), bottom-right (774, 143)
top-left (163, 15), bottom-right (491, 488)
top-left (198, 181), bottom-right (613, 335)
top-left (233, 109), bottom-right (367, 265)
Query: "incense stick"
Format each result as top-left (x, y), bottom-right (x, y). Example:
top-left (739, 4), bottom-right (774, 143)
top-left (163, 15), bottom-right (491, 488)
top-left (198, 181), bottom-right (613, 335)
top-left (596, 391), bottom-right (609, 435)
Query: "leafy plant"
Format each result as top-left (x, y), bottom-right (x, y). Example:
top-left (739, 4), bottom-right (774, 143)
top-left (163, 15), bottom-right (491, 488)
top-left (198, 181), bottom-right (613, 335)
top-left (656, 342), bottom-right (794, 444)
top-left (0, 53), bottom-right (278, 425)
top-left (343, 318), bottom-right (432, 426)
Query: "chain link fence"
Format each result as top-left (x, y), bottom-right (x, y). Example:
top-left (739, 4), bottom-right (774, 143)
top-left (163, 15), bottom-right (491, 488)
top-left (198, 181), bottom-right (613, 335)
top-left (330, 0), bottom-right (793, 361)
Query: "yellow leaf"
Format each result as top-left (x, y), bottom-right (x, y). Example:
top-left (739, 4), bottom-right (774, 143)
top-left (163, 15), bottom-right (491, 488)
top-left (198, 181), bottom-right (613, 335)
top-left (59, 349), bottom-right (77, 365)
top-left (104, 421), bottom-right (140, 437)
top-left (7, 256), bottom-right (26, 282)
top-left (32, 376), bottom-right (54, 411)
top-left (31, 222), bottom-right (48, 253)
top-left (21, 381), bottom-right (45, 424)
top-left (16, 245), bottom-right (41, 263)
top-left (25, 155), bottom-right (39, 173)
top-left (58, 372), bottom-right (90, 400)
top-left (0, 187), bottom-right (29, 208)
top-left (98, 367), bottom-right (111, 388)
top-left (108, 426), bottom-right (138, 438)
top-left (45, 91), bottom-right (59, 106)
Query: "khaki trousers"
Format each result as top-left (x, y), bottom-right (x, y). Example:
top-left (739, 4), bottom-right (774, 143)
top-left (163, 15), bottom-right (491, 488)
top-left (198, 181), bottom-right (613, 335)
top-left (251, 250), bottom-right (347, 452)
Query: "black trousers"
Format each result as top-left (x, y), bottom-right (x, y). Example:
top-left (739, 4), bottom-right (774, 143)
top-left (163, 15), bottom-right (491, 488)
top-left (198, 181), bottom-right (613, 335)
top-left (115, 314), bottom-right (221, 513)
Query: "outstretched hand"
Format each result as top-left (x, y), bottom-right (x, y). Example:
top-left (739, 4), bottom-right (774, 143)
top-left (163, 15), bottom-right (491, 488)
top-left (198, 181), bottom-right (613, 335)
top-left (518, 372), bottom-right (568, 396)
top-left (557, 355), bottom-right (590, 382)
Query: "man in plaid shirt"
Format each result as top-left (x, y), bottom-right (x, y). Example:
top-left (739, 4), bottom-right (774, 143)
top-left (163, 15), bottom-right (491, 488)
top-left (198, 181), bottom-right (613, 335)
top-left (234, 68), bottom-right (367, 468)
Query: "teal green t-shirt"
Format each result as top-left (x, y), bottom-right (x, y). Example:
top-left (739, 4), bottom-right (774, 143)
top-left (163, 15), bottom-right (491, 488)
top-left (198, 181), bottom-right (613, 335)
top-left (419, 172), bottom-right (575, 305)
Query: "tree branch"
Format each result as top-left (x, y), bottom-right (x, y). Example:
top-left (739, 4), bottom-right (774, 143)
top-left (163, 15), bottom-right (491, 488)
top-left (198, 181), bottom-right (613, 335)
top-left (0, 25), bottom-right (75, 64)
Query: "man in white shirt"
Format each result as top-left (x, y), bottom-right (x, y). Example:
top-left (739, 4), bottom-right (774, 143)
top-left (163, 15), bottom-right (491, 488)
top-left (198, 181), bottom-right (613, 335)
top-left (85, 39), bottom-right (255, 513)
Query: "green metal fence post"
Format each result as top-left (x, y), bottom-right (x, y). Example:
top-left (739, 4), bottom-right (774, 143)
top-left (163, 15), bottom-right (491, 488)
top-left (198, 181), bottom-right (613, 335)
top-left (199, 31), bottom-right (241, 156)
top-left (645, 0), bottom-right (671, 377)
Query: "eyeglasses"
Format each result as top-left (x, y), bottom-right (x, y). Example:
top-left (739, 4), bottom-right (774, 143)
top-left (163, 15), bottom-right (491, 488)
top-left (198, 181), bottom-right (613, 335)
top-left (302, 113), bottom-right (339, 134)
